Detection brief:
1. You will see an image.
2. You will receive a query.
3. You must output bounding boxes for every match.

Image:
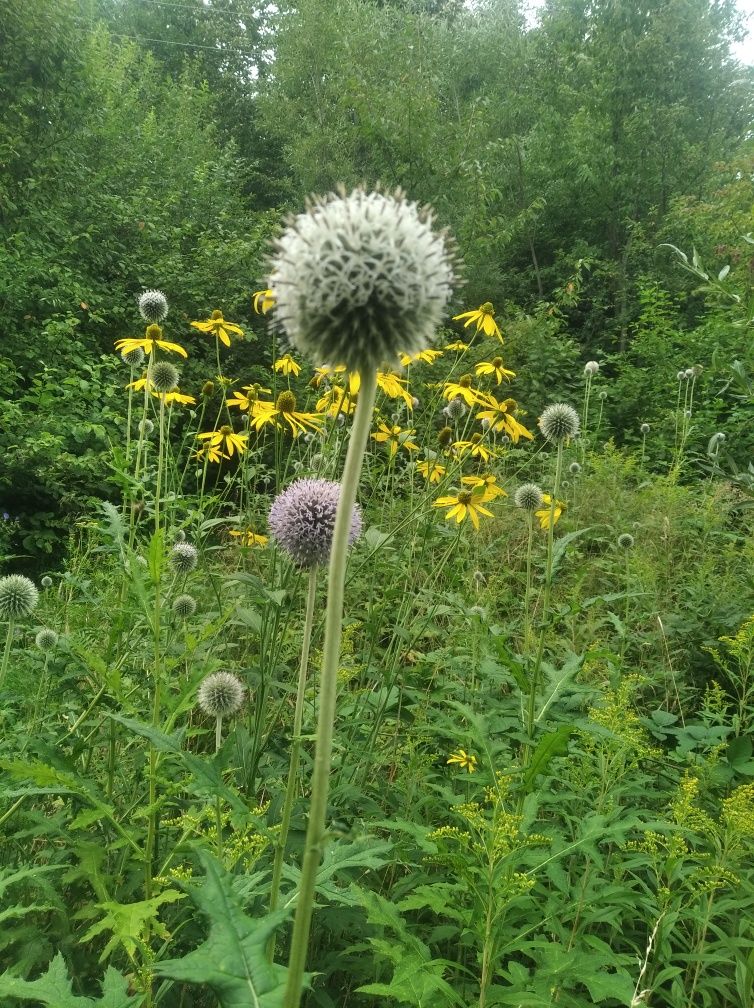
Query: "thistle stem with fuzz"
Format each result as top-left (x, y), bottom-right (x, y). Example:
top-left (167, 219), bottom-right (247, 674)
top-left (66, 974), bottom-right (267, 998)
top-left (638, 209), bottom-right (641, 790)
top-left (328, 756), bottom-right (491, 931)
top-left (270, 564), bottom-right (318, 919)
top-left (283, 365), bottom-right (377, 1008)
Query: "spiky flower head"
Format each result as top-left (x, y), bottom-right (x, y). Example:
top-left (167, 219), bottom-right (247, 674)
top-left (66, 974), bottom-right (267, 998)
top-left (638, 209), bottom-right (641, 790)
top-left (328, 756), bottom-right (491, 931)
top-left (640, 423), bottom-right (650, 435)
top-left (173, 594), bottom-right (197, 619)
top-left (584, 360), bottom-right (600, 376)
top-left (138, 289), bottom-right (169, 323)
top-left (197, 671), bottom-right (245, 718)
top-left (514, 483), bottom-right (544, 511)
top-left (598, 390), bottom-right (608, 401)
top-left (677, 370), bottom-right (686, 381)
top-left (684, 368), bottom-right (694, 380)
top-left (171, 541), bottom-right (198, 574)
top-left (139, 418), bottom-right (154, 435)
top-left (35, 627), bottom-right (59, 651)
top-left (444, 397), bottom-right (467, 422)
top-left (268, 188), bottom-right (457, 372)
top-left (41, 576), bottom-right (53, 589)
top-left (569, 462), bottom-right (582, 475)
top-left (617, 533), bottom-right (635, 550)
top-left (268, 478), bottom-right (363, 568)
top-left (0, 575), bottom-right (39, 620)
top-left (538, 403), bottom-right (580, 442)
top-left (122, 347), bottom-right (145, 367)
top-left (151, 361), bottom-right (180, 394)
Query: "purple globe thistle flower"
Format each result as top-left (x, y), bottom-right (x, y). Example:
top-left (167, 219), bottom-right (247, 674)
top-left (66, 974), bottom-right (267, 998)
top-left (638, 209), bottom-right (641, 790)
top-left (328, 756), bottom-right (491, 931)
top-left (268, 478), bottom-right (363, 568)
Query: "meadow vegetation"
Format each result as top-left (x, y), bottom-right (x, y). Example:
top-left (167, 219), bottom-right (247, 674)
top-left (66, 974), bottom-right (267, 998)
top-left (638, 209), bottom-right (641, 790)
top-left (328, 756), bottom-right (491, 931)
top-left (2, 1), bottom-right (754, 1006)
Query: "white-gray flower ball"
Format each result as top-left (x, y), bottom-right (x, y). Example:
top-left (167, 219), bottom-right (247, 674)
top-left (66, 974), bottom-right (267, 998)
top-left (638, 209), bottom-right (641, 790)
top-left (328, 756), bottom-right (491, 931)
top-left (514, 483), bottom-right (544, 511)
top-left (171, 542), bottom-right (198, 574)
top-left (0, 575), bottom-right (39, 620)
top-left (35, 627), bottom-right (59, 651)
top-left (198, 671), bottom-right (245, 718)
top-left (584, 360), bottom-right (600, 376)
top-left (538, 403), bottom-right (580, 442)
top-left (138, 289), bottom-right (169, 323)
top-left (268, 188), bottom-right (457, 372)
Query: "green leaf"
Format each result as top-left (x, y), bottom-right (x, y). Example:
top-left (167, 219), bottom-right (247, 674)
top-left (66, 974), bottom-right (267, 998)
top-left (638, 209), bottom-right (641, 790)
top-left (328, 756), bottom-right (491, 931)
top-left (522, 725), bottom-right (575, 790)
top-left (551, 527), bottom-right (593, 579)
top-left (0, 952), bottom-right (141, 1007)
top-left (727, 736), bottom-right (753, 766)
top-left (156, 850), bottom-right (292, 1008)
top-left (80, 890), bottom-right (184, 962)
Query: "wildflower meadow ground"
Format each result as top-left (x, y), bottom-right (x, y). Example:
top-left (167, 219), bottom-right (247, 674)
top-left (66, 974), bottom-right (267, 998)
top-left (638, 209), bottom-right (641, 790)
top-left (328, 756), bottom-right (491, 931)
top-left (1, 190), bottom-right (754, 1008)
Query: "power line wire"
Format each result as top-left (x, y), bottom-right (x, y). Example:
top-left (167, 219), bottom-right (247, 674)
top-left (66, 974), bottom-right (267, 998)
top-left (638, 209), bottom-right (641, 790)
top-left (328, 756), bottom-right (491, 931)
top-left (73, 17), bottom-right (260, 54)
top-left (131, 0), bottom-right (263, 19)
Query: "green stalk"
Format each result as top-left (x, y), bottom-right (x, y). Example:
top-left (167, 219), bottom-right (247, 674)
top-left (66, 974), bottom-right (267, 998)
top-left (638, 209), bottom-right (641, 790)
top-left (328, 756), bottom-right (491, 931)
top-left (283, 365), bottom-right (377, 1008)
top-left (0, 618), bottom-right (15, 687)
top-left (270, 564), bottom-right (319, 918)
top-left (523, 441), bottom-right (564, 767)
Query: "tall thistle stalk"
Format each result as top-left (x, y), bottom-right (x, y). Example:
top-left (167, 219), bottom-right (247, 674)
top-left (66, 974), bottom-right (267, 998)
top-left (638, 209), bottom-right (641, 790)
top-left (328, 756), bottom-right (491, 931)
top-left (266, 188), bottom-right (456, 1008)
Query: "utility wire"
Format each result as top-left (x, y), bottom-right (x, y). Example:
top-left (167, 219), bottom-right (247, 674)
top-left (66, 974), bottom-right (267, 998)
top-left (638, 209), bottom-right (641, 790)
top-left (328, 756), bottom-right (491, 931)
top-left (73, 17), bottom-right (260, 54)
top-left (131, 0), bottom-right (264, 19)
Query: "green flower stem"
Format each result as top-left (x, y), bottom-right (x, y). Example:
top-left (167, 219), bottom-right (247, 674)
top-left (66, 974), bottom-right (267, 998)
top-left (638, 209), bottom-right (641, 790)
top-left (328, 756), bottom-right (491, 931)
top-left (155, 395), bottom-right (167, 534)
top-left (0, 618), bottom-right (15, 688)
top-left (283, 365), bottom-right (377, 1008)
top-left (270, 564), bottom-right (319, 918)
top-left (523, 441), bottom-right (564, 767)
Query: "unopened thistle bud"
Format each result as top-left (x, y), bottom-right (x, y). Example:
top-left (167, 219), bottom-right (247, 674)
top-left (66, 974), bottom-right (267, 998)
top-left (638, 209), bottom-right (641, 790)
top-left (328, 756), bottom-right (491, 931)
top-left (171, 542), bottom-right (198, 574)
top-left (444, 398), bottom-right (467, 422)
top-left (268, 188), bottom-right (457, 372)
top-left (569, 462), bottom-right (582, 475)
top-left (617, 533), bottom-right (635, 550)
top-left (640, 423), bottom-right (650, 435)
top-left (538, 403), bottom-right (580, 442)
top-left (514, 483), bottom-right (544, 511)
top-left (173, 594), bottom-right (197, 618)
top-left (197, 671), bottom-right (245, 718)
top-left (35, 627), bottom-right (59, 651)
top-left (201, 381), bottom-right (215, 398)
top-left (0, 575), bottom-right (39, 620)
top-left (40, 576), bottom-right (53, 589)
top-left (151, 361), bottom-right (180, 394)
top-left (139, 418), bottom-right (154, 435)
top-left (138, 289), bottom-right (169, 323)
top-left (438, 426), bottom-right (453, 447)
top-left (122, 347), bottom-right (145, 367)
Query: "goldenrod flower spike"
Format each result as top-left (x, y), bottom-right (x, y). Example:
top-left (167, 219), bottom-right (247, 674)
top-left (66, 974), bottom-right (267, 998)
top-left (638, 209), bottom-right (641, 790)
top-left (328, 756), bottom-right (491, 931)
top-left (190, 309), bottom-right (244, 348)
top-left (452, 301), bottom-right (502, 341)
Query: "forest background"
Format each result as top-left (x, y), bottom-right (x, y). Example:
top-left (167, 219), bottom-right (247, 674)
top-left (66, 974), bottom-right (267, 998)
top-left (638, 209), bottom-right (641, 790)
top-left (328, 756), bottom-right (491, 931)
top-left (2, 0), bottom-right (754, 564)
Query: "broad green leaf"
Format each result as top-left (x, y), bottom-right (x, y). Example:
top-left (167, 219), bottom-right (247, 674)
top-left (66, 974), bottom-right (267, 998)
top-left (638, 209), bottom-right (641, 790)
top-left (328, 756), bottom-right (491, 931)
top-left (80, 890), bottom-right (184, 962)
top-left (156, 850), bottom-right (292, 1008)
top-left (0, 952), bottom-right (141, 1007)
top-left (522, 725), bottom-right (575, 790)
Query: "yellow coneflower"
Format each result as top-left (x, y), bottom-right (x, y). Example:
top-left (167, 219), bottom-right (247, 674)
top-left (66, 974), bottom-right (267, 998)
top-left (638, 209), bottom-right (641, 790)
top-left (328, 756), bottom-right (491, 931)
top-left (442, 374), bottom-right (483, 406)
top-left (376, 371), bottom-right (413, 408)
top-left (398, 348), bottom-right (444, 366)
top-left (475, 356), bottom-right (516, 385)
top-left (252, 289), bottom-right (275, 314)
top-left (447, 749), bottom-right (478, 773)
top-left (227, 383), bottom-right (272, 412)
top-left (193, 443), bottom-right (229, 464)
top-left (453, 434), bottom-right (496, 463)
top-left (432, 489), bottom-right (494, 530)
top-left (115, 324), bottom-right (188, 359)
top-left (444, 340), bottom-right (470, 352)
top-left (273, 354), bottom-right (301, 377)
top-left (452, 301), bottom-right (502, 341)
top-left (229, 529), bottom-right (269, 547)
top-left (461, 474), bottom-right (506, 502)
top-left (371, 422), bottom-right (419, 458)
top-left (535, 494), bottom-right (565, 530)
top-left (310, 364), bottom-right (347, 388)
top-left (196, 425), bottom-right (248, 457)
top-left (190, 310), bottom-right (244, 348)
top-left (417, 459), bottom-right (447, 483)
top-left (316, 381), bottom-right (358, 417)
top-left (475, 393), bottom-right (533, 443)
top-left (250, 390), bottom-right (324, 437)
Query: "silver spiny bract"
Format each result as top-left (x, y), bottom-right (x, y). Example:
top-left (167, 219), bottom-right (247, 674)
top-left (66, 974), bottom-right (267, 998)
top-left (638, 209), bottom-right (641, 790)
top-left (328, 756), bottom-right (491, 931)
top-left (514, 483), bottom-right (544, 511)
top-left (268, 188), bottom-right (457, 373)
top-left (151, 360), bottom-right (180, 394)
top-left (138, 289), bottom-right (169, 323)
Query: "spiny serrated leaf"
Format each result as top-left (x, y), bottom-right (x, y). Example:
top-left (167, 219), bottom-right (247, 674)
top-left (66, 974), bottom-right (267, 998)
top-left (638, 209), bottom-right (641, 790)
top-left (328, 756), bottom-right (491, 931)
top-left (155, 850), bottom-right (292, 1008)
top-left (0, 952), bottom-right (141, 1007)
top-left (80, 890), bottom-right (184, 962)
